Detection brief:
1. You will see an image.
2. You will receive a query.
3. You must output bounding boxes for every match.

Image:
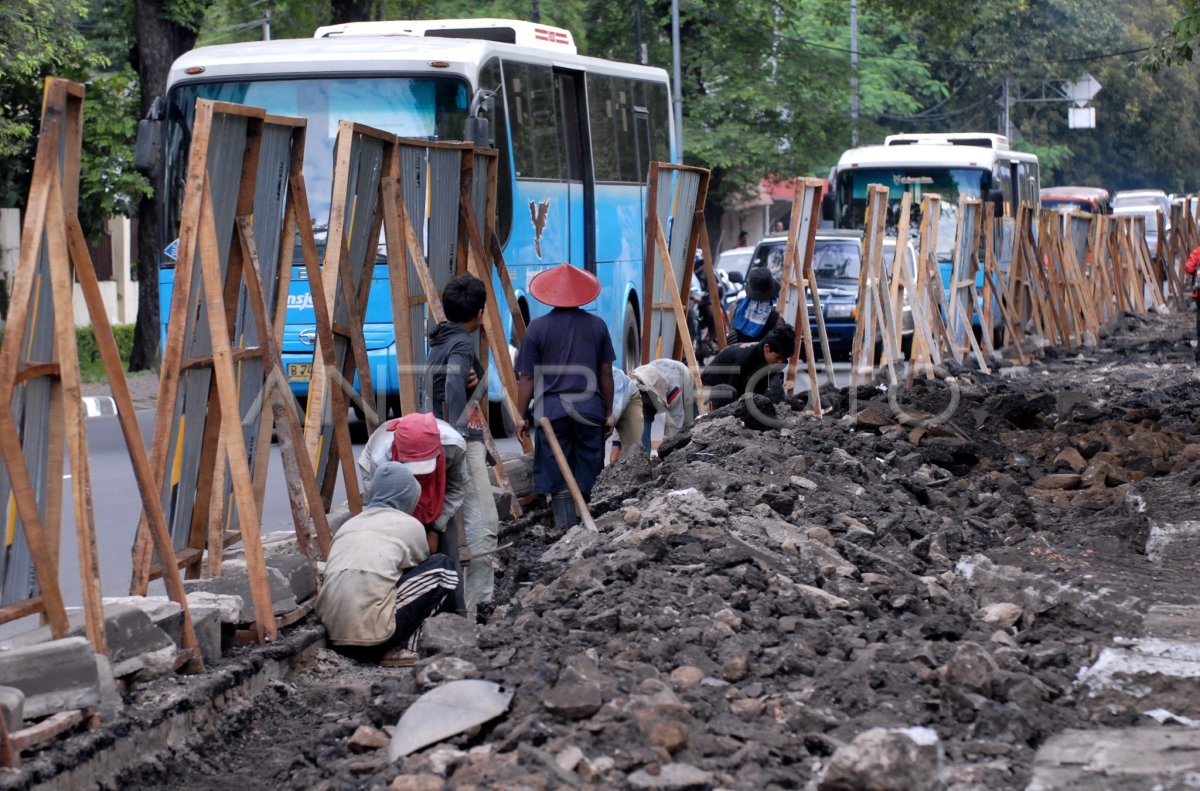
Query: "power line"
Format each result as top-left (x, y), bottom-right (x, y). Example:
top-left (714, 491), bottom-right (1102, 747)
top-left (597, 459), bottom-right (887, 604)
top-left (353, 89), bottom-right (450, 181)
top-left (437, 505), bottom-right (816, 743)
top-left (784, 36), bottom-right (1151, 67)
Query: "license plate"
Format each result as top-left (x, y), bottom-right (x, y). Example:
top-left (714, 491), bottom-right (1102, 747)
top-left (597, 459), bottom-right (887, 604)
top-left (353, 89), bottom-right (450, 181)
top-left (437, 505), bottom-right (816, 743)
top-left (287, 362), bottom-right (313, 382)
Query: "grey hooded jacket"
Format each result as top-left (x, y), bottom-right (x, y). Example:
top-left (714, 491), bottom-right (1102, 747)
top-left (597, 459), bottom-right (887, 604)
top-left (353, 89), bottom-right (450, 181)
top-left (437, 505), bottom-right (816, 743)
top-left (315, 463), bottom-right (429, 646)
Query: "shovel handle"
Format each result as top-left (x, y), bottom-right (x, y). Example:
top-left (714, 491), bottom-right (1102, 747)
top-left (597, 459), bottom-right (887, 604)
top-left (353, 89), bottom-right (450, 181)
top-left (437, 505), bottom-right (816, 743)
top-left (537, 417), bottom-right (597, 531)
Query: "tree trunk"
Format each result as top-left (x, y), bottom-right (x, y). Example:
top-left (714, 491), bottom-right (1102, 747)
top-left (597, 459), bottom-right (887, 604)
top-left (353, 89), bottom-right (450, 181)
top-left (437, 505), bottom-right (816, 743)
top-left (129, 0), bottom-right (206, 371)
top-left (330, 0), bottom-right (375, 24)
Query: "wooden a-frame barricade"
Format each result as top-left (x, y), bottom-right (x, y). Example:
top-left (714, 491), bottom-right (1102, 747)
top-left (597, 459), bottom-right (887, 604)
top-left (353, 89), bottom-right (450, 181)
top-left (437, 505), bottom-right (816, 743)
top-left (907, 195), bottom-right (954, 382)
top-left (979, 205), bottom-right (1029, 365)
top-left (302, 124), bottom-right (526, 524)
top-left (774, 178), bottom-right (833, 414)
top-left (944, 197), bottom-right (990, 371)
top-left (849, 185), bottom-right (902, 389)
top-left (130, 100), bottom-right (332, 643)
top-left (0, 79), bottom-right (204, 670)
top-left (643, 162), bottom-right (709, 408)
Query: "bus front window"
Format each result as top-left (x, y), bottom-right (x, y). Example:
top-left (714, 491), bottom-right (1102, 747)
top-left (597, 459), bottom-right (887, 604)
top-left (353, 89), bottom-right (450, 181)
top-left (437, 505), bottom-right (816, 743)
top-left (162, 76), bottom-right (469, 263)
top-left (834, 167), bottom-right (989, 258)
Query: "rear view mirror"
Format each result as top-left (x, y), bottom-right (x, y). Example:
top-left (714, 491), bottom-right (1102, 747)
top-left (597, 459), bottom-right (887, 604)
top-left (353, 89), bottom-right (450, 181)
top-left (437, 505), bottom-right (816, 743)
top-left (821, 192), bottom-right (836, 221)
top-left (728, 271), bottom-right (744, 284)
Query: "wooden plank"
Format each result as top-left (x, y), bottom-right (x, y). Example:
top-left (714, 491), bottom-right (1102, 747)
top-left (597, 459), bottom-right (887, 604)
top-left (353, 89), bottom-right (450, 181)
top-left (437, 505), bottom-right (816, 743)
top-left (131, 98), bottom-right (216, 596)
top-left (196, 180), bottom-right (276, 643)
top-left (236, 217), bottom-right (333, 559)
top-left (66, 207), bottom-right (206, 664)
top-left (696, 220), bottom-right (727, 351)
top-left (655, 222), bottom-right (706, 408)
top-left (380, 175), bottom-right (419, 416)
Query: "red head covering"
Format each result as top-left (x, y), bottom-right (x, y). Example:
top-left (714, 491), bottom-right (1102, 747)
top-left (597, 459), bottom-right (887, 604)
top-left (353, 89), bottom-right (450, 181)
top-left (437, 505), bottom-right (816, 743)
top-left (528, 264), bottom-right (601, 308)
top-left (386, 413), bottom-right (446, 526)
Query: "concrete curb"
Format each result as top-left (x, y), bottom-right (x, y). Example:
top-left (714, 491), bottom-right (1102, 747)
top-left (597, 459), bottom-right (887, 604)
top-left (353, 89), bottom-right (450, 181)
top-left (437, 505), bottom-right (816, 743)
top-left (0, 624), bottom-right (325, 791)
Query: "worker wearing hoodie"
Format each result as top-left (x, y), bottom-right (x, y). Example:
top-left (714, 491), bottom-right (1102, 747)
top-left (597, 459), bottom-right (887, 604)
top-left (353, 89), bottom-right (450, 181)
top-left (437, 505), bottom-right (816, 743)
top-left (426, 275), bottom-right (501, 622)
top-left (316, 463), bottom-right (458, 667)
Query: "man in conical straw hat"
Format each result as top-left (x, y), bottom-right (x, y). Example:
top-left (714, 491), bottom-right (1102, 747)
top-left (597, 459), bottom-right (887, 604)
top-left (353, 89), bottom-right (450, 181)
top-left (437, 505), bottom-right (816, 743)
top-left (514, 264), bottom-right (615, 528)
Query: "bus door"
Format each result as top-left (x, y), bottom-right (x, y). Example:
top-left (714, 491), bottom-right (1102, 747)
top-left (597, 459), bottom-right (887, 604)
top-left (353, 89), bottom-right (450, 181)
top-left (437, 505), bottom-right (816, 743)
top-left (555, 69), bottom-right (593, 273)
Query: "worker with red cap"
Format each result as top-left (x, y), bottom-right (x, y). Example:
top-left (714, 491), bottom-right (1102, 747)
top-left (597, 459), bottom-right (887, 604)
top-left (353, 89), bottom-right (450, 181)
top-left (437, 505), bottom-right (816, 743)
top-left (515, 264), bottom-right (616, 527)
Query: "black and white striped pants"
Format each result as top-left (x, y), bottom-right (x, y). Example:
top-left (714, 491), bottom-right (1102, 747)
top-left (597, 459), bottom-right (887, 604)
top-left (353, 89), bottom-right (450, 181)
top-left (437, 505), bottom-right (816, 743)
top-left (386, 554), bottom-right (460, 651)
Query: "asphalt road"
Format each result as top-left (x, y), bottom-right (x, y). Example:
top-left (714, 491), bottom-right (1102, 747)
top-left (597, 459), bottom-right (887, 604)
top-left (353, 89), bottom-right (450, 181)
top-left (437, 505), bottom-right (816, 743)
top-left (2, 408), bottom-right (359, 638)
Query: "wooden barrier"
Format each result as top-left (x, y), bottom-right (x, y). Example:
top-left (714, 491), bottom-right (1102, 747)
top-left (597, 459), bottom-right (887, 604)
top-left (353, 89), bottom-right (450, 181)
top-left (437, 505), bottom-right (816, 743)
top-left (130, 100), bottom-right (332, 643)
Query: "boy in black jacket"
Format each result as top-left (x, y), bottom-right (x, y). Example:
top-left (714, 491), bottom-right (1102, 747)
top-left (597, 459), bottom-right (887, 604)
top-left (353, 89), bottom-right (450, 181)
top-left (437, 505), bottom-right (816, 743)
top-left (701, 323), bottom-right (796, 410)
top-left (426, 275), bottom-right (499, 622)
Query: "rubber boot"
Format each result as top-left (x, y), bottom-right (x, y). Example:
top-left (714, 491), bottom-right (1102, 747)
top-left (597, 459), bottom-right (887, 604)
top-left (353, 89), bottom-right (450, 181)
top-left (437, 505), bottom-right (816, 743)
top-left (550, 490), bottom-right (579, 528)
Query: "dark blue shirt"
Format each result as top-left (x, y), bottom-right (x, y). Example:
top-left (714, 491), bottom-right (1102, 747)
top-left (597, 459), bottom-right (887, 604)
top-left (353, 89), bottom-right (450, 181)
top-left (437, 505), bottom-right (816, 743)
top-left (515, 308), bottom-right (616, 422)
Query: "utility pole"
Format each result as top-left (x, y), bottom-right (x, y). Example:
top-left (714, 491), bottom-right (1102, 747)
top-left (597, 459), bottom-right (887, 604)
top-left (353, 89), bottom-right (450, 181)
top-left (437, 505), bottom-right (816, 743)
top-left (849, 0), bottom-right (859, 147)
top-left (635, 0), bottom-right (646, 65)
top-left (262, 9), bottom-right (271, 41)
top-left (672, 0), bottom-right (683, 160)
top-left (1000, 75), bottom-right (1012, 141)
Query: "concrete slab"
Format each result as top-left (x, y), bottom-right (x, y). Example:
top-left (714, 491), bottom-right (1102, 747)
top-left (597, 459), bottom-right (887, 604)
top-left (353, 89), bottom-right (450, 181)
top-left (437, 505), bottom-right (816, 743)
top-left (1077, 636), bottom-right (1200, 717)
top-left (184, 592), bottom-right (244, 625)
top-left (183, 564), bottom-right (296, 621)
top-left (101, 596), bottom-right (183, 647)
top-left (0, 603), bottom-right (177, 680)
top-left (265, 553), bottom-right (317, 604)
top-left (1028, 727), bottom-right (1200, 790)
top-left (0, 686), bottom-right (25, 732)
top-left (0, 637), bottom-right (101, 719)
top-left (187, 605), bottom-right (223, 663)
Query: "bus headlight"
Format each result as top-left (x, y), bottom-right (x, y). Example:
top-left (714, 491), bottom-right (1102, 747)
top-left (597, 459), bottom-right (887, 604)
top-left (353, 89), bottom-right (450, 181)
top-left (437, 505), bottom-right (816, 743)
top-left (825, 303), bottom-right (855, 319)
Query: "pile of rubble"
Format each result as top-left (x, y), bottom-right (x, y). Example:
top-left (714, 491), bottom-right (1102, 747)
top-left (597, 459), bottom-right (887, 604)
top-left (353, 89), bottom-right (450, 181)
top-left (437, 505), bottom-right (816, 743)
top-left (13, 311), bottom-right (1200, 791)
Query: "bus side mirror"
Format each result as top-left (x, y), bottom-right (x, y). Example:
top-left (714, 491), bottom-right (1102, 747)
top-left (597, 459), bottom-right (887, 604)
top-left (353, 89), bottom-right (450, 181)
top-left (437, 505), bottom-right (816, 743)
top-left (821, 191), bottom-right (836, 221)
top-left (464, 116), bottom-right (491, 147)
top-left (987, 188), bottom-right (1005, 214)
top-left (134, 96), bottom-right (164, 177)
top-left (134, 119), bottom-right (163, 176)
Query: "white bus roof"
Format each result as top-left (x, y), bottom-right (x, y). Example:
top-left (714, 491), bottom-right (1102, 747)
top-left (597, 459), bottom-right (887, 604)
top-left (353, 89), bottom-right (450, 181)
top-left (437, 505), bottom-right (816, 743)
top-left (884, 132), bottom-right (1010, 150)
top-left (315, 18), bottom-right (577, 54)
top-left (835, 142), bottom-right (1037, 171)
top-left (168, 33), bottom-right (667, 88)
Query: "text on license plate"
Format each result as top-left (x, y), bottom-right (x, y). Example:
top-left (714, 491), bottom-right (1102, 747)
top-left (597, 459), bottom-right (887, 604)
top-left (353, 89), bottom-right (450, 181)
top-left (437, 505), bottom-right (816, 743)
top-left (287, 363), bottom-right (313, 382)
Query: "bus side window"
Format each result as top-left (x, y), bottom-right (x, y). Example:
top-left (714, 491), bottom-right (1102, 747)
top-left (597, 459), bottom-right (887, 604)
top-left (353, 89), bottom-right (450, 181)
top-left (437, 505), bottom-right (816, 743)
top-left (482, 58), bottom-right (512, 246)
top-left (503, 60), bottom-right (561, 179)
top-left (587, 75), bottom-right (619, 182)
top-left (646, 82), bottom-right (670, 164)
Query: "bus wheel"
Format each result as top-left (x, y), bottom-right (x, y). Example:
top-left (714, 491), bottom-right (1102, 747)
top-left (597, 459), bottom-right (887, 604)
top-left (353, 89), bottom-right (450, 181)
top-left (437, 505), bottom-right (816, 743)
top-left (624, 301), bottom-right (641, 371)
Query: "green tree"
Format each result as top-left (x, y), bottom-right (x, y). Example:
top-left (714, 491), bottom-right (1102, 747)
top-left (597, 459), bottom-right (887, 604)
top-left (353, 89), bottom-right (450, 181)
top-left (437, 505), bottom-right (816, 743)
top-left (0, 0), bottom-right (103, 208)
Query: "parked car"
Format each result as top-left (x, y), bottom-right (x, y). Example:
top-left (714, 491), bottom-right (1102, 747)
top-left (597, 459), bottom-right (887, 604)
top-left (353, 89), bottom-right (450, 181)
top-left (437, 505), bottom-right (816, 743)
top-left (716, 245), bottom-right (756, 283)
top-left (1114, 205), bottom-right (1165, 255)
top-left (1112, 189), bottom-right (1171, 217)
top-left (747, 231), bottom-right (914, 359)
top-left (1040, 186), bottom-right (1110, 215)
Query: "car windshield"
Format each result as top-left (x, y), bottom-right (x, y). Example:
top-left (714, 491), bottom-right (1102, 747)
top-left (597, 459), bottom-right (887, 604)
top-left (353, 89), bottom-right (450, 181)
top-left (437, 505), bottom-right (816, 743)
top-left (163, 76), bottom-right (470, 264)
top-left (834, 166), bottom-right (989, 259)
top-left (751, 239), bottom-right (862, 284)
top-left (718, 249), bottom-right (754, 278)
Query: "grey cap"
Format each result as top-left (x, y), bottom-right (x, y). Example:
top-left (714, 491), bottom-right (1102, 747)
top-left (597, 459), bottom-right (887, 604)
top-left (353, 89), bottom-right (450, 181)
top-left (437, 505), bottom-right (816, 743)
top-left (366, 462), bottom-right (422, 514)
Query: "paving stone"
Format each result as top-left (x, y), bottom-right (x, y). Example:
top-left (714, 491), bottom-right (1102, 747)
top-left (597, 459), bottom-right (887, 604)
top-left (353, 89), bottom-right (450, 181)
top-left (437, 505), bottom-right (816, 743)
top-left (0, 603), bottom-right (176, 680)
top-left (420, 613), bottom-right (478, 656)
top-left (265, 553), bottom-right (318, 604)
top-left (183, 565), bottom-right (296, 620)
top-left (0, 686), bottom-right (25, 732)
top-left (187, 605), bottom-right (224, 663)
top-left (0, 637), bottom-right (101, 719)
top-left (185, 592), bottom-right (245, 625)
top-left (1028, 727), bottom-right (1200, 790)
top-left (626, 762), bottom-right (713, 789)
top-left (819, 726), bottom-right (942, 791)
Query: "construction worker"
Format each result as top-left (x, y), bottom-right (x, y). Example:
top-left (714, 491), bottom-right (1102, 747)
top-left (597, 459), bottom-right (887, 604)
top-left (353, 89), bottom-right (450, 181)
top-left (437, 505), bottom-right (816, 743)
top-left (608, 367), bottom-right (644, 463)
top-left (1187, 246), bottom-right (1200, 364)
top-left (358, 413), bottom-right (468, 557)
top-left (701, 323), bottom-right (796, 409)
top-left (515, 264), bottom-right (615, 527)
top-left (426, 274), bottom-right (501, 622)
top-left (632, 358), bottom-right (697, 452)
top-left (315, 462), bottom-right (459, 668)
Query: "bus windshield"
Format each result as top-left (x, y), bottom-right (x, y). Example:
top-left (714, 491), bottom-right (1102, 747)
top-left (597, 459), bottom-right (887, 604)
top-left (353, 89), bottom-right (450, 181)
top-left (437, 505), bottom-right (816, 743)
top-left (163, 76), bottom-right (470, 263)
top-left (834, 167), bottom-right (990, 258)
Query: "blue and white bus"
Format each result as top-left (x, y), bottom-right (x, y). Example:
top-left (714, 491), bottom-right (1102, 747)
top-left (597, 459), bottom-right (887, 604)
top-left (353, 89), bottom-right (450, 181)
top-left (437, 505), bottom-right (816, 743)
top-left (829, 132), bottom-right (1040, 288)
top-left (153, 18), bottom-right (674, 419)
